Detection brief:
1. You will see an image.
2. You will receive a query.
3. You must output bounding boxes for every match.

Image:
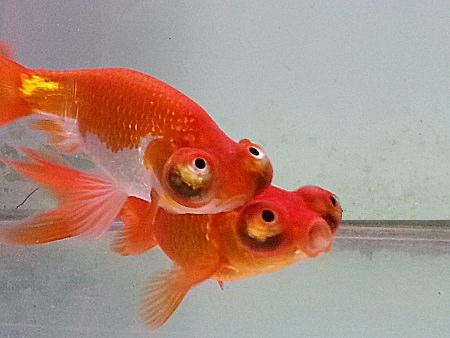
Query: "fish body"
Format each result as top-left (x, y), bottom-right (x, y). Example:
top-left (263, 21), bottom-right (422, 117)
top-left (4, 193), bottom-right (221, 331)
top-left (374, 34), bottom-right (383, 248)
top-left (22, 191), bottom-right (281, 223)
top-left (118, 185), bottom-right (342, 327)
top-left (0, 148), bottom-right (342, 327)
top-left (0, 50), bottom-right (272, 240)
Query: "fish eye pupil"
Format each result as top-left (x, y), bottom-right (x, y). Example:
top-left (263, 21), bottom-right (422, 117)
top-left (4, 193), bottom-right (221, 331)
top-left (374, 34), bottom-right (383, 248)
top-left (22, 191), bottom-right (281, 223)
top-left (330, 196), bottom-right (337, 206)
top-left (248, 146), bottom-right (260, 157)
top-left (194, 158), bottom-right (206, 170)
top-left (261, 209), bottom-right (275, 222)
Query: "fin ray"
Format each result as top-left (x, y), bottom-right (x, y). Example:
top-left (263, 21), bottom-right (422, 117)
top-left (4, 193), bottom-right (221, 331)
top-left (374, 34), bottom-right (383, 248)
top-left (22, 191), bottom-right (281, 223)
top-left (0, 148), bottom-right (127, 244)
top-left (140, 265), bottom-right (218, 328)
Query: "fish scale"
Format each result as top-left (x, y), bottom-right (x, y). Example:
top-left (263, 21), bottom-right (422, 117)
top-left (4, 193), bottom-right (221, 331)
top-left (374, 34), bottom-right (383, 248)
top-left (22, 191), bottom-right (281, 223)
top-left (0, 42), bottom-right (273, 232)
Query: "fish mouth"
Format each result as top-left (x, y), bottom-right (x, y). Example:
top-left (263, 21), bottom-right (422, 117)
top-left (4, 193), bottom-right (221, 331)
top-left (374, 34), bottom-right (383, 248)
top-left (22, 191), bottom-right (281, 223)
top-left (305, 218), bottom-right (333, 257)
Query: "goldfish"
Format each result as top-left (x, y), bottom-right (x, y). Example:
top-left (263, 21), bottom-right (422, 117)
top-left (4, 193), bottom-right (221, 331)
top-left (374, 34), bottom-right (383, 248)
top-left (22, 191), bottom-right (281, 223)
top-left (0, 145), bottom-right (342, 326)
top-left (0, 163), bottom-right (342, 328)
top-left (0, 47), bottom-right (273, 246)
top-left (124, 184), bottom-right (342, 327)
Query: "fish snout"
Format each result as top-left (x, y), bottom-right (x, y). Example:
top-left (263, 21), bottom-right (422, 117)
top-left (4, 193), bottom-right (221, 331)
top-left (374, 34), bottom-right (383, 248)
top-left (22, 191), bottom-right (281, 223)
top-left (304, 218), bottom-right (333, 257)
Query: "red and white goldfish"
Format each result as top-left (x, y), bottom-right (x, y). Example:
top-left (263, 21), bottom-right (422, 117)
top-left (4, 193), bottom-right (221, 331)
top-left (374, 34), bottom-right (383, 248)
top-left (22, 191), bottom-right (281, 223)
top-left (0, 47), bottom-right (273, 242)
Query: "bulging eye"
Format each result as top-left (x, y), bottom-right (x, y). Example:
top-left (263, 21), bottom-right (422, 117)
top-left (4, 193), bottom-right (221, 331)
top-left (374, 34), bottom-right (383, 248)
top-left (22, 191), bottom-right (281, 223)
top-left (238, 139), bottom-right (268, 161)
top-left (163, 149), bottom-right (216, 208)
top-left (189, 157), bottom-right (209, 175)
top-left (261, 209), bottom-right (275, 222)
top-left (237, 139), bottom-right (273, 195)
top-left (237, 205), bottom-right (284, 251)
top-left (330, 195), bottom-right (337, 206)
top-left (247, 145), bottom-right (266, 160)
top-left (329, 195), bottom-right (340, 208)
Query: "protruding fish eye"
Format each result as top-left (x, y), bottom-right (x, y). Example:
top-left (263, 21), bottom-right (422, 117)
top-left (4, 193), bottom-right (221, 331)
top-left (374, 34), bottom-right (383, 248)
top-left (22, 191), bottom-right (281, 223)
top-left (237, 205), bottom-right (284, 251)
top-left (330, 195), bottom-right (337, 207)
top-left (329, 195), bottom-right (341, 210)
top-left (163, 149), bottom-right (216, 207)
top-left (237, 138), bottom-right (273, 194)
top-left (261, 209), bottom-right (275, 223)
top-left (247, 145), bottom-right (266, 160)
top-left (189, 157), bottom-right (209, 175)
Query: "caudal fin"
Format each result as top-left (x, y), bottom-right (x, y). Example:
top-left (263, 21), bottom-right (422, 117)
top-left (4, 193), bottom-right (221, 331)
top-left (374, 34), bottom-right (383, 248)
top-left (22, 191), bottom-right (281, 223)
top-left (0, 147), bottom-right (128, 245)
top-left (0, 54), bottom-right (33, 126)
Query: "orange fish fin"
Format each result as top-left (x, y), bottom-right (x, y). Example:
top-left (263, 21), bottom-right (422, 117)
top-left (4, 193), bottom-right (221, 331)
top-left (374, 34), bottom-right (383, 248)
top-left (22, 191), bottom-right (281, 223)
top-left (24, 145), bottom-right (70, 168)
top-left (1, 210), bottom-right (79, 245)
top-left (140, 265), bottom-right (218, 328)
top-left (111, 194), bottom-right (159, 256)
top-left (217, 280), bottom-right (224, 290)
top-left (0, 54), bottom-right (32, 126)
top-left (0, 148), bottom-right (128, 244)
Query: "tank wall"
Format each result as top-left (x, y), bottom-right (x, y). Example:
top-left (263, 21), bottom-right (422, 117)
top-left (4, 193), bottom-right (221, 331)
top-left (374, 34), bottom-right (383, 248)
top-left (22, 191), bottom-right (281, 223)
top-left (1, 2), bottom-right (449, 219)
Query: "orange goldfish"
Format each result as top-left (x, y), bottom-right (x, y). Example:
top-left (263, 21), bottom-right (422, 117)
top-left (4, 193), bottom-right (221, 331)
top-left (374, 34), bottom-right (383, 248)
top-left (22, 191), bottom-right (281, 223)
top-left (118, 185), bottom-right (342, 327)
top-left (0, 145), bottom-right (341, 323)
top-left (0, 47), bottom-right (273, 244)
top-left (0, 176), bottom-right (341, 328)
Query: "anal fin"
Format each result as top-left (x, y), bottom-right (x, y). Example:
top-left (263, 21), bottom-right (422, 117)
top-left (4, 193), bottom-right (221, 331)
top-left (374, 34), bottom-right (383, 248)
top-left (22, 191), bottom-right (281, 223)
top-left (140, 264), bottom-right (219, 328)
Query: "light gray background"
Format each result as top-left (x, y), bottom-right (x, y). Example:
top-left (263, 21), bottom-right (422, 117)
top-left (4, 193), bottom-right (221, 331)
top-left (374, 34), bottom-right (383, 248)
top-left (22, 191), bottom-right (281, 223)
top-left (1, 1), bottom-right (449, 220)
top-left (0, 3), bottom-right (450, 338)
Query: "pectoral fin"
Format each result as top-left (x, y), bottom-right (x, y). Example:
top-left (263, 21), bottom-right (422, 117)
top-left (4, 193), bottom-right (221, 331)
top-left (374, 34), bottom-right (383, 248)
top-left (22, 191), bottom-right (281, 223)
top-left (111, 193), bottom-right (159, 256)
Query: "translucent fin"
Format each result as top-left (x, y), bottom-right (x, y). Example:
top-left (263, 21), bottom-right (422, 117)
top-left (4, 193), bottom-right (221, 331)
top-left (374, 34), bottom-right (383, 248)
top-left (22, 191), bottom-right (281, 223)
top-left (30, 116), bottom-right (81, 153)
top-left (0, 147), bottom-right (128, 245)
top-left (140, 265), bottom-right (218, 328)
top-left (111, 194), bottom-right (159, 256)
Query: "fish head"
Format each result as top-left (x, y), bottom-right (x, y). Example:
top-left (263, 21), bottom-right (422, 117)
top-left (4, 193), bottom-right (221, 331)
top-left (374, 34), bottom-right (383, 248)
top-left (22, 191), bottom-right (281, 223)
top-left (158, 139), bottom-right (273, 214)
top-left (294, 186), bottom-right (343, 234)
top-left (216, 186), bottom-right (335, 279)
top-left (235, 138), bottom-right (273, 196)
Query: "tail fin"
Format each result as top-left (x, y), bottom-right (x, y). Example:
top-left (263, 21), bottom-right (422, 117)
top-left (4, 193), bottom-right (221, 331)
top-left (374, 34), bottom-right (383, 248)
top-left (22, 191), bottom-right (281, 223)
top-left (0, 147), bottom-right (128, 245)
top-left (0, 54), bottom-right (33, 126)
